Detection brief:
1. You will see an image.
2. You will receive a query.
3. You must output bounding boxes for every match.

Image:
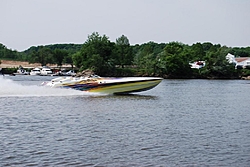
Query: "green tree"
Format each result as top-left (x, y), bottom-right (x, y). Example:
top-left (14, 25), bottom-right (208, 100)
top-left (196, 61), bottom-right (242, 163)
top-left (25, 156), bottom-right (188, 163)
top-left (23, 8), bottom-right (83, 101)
top-left (190, 42), bottom-right (206, 61)
top-left (72, 51), bottom-right (83, 68)
top-left (0, 44), bottom-right (6, 58)
top-left (201, 45), bottom-right (238, 78)
top-left (79, 32), bottom-right (115, 75)
top-left (134, 43), bottom-right (154, 75)
top-left (64, 54), bottom-right (74, 69)
top-left (202, 42), bottom-right (213, 52)
top-left (230, 47), bottom-right (250, 57)
top-left (163, 42), bottom-right (191, 77)
top-left (53, 49), bottom-right (68, 67)
top-left (133, 42), bottom-right (166, 76)
top-left (138, 53), bottom-right (156, 75)
top-left (29, 46), bottom-right (53, 66)
top-left (115, 35), bottom-right (133, 68)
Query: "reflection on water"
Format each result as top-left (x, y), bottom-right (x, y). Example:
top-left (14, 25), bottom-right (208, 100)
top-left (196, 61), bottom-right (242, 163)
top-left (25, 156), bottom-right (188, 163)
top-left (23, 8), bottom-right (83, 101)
top-left (89, 94), bottom-right (158, 100)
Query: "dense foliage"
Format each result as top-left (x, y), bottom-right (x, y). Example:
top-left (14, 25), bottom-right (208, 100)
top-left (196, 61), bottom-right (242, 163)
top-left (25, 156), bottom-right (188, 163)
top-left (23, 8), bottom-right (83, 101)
top-left (0, 43), bottom-right (20, 60)
top-left (1, 32), bottom-right (250, 78)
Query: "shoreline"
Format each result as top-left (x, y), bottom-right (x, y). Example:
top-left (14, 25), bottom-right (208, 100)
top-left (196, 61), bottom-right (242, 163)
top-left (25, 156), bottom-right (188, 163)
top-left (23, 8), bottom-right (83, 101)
top-left (0, 60), bottom-right (40, 68)
top-left (1, 60), bottom-right (249, 80)
top-left (0, 60), bottom-right (72, 68)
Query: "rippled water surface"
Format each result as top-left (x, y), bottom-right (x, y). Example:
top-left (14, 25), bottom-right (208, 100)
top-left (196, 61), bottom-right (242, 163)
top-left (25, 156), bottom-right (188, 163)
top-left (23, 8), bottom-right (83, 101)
top-left (0, 75), bottom-right (250, 166)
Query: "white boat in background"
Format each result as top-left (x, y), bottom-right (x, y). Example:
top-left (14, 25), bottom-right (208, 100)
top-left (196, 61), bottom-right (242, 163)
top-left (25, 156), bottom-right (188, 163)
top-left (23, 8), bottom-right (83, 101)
top-left (13, 66), bottom-right (30, 75)
top-left (40, 66), bottom-right (53, 76)
top-left (189, 61), bottom-right (205, 69)
top-left (30, 67), bottom-right (41, 75)
top-left (53, 70), bottom-right (76, 76)
top-left (42, 75), bottom-right (163, 94)
top-left (63, 70), bottom-right (76, 76)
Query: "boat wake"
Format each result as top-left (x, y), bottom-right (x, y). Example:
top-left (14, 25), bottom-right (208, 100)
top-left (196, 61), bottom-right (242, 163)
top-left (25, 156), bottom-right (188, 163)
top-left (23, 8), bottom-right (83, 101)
top-left (0, 77), bottom-right (98, 97)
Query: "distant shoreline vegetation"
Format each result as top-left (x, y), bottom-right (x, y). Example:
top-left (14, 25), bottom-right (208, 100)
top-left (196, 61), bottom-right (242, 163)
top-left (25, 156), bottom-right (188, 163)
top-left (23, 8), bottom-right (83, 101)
top-left (1, 32), bottom-right (250, 79)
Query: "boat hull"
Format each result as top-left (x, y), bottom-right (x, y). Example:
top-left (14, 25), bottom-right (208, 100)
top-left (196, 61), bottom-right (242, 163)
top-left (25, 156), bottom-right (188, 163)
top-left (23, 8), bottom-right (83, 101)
top-left (44, 77), bottom-right (162, 94)
top-left (87, 78), bottom-right (162, 94)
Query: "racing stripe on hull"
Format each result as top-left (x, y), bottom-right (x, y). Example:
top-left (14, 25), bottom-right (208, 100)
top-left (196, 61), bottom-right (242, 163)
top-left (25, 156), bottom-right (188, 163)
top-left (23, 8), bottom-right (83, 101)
top-left (87, 79), bottom-right (162, 94)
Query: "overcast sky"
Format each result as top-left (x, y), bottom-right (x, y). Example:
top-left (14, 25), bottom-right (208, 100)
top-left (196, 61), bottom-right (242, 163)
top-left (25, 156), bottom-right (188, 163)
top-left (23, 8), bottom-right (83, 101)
top-left (1, 0), bottom-right (250, 51)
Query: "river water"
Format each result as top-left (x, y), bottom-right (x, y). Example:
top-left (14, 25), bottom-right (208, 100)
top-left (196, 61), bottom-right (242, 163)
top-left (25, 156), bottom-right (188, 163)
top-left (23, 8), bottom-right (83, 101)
top-left (0, 75), bottom-right (250, 166)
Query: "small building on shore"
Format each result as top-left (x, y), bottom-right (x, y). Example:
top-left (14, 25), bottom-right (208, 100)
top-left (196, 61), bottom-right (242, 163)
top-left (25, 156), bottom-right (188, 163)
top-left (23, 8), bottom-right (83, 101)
top-left (226, 53), bottom-right (250, 69)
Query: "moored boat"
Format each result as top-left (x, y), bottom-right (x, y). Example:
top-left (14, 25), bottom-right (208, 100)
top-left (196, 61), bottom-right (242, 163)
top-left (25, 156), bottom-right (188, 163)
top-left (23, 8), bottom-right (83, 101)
top-left (42, 75), bottom-right (162, 94)
top-left (30, 67), bottom-right (41, 75)
top-left (40, 66), bottom-right (53, 76)
top-left (13, 66), bottom-right (30, 75)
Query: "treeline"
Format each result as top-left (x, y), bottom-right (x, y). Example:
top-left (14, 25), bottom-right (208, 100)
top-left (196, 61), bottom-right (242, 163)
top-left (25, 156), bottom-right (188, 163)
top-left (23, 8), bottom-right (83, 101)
top-left (0, 43), bottom-right (20, 60)
top-left (1, 32), bottom-right (250, 78)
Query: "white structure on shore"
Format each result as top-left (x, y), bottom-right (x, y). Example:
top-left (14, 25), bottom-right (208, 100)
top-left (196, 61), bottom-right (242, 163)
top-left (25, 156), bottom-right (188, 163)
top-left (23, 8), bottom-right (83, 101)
top-left (189, 61), bottom-right (205, 69)
top-left (226, 53), bottom-right (237, 64)
top-left (226, 53), bottom-right (250, 69)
